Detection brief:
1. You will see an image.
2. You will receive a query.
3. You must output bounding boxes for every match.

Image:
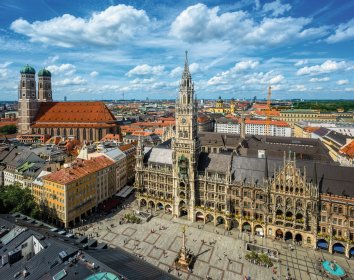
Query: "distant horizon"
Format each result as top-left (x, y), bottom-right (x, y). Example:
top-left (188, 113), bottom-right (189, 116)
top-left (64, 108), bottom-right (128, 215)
top-left (1, 98), bottom-right (354, 103)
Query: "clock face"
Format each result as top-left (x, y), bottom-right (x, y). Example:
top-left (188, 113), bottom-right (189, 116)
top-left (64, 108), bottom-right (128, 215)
top-left (181, 117), bottom-right (186, 124)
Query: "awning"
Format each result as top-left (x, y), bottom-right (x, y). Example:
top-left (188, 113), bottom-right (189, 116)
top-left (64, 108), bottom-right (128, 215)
top-left (333, 244), bottom-right (345, 253)
top-left (115, 185), bottom-right (134, 198)
top-left (317, 240), bottom-right (328, 249)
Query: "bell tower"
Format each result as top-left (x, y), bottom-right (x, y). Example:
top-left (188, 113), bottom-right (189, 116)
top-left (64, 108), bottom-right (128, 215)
top-left (18, 64), bottom-right (38, 134)
top-left (38, 68), bottom-right (52, 102)
top-left (172, 51), bottom-right (200, 221)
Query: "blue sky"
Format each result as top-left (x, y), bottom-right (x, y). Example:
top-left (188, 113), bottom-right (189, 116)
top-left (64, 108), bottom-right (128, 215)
top-left (1, 0), bottom-right (354, 101)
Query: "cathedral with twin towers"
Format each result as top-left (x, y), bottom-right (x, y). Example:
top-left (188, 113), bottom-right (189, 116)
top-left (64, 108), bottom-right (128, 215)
top-left (135, 52), bottom-right (354, 257)
top-left (17, 65), bottom-right (119, 141)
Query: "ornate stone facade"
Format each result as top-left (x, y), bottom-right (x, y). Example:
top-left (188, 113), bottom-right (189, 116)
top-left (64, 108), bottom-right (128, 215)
top-left (135, 53), bottom-right (354, 258)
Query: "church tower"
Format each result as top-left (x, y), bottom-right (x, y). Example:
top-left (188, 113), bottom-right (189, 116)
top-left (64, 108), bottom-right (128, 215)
top-left (38, 68), bottom-right (52, 102)
top-left (172, 51), bottom-right (200, 221)
top-left (18, 65), bottom-right (38, 134)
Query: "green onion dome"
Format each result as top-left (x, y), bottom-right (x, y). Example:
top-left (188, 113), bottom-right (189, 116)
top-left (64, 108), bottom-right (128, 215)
top-left (38, 68), bottom-right (51, 77)
top-left (20, 64), bottom-right (36, 75)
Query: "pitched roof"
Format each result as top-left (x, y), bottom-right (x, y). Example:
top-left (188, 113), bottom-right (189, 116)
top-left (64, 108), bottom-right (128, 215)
top-left (340, 140), bottom-right (354, 158)
top-left (43, 156), bottom-right (114, 184)
top-left (33, 102), bottom-right (117, 124)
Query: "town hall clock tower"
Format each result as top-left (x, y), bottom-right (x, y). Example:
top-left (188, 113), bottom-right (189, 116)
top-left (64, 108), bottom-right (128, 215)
top-left (172, 52), bottom-right (200, 221)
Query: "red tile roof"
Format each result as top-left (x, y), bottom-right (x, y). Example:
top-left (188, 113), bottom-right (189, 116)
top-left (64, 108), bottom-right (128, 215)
top-left (340, 140), bottom-right (354, 158)
top-left (34, 102), bottom-right (117, 124)
top-left (119, 142), bottom-right (137, 152)
top-left (43, 156), bottom-right (114, 185)
top-left (100, 133), bottom-right (122, 142)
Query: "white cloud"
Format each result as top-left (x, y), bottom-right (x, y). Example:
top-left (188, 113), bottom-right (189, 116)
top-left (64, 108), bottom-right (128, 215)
top-left (0, 61), bottom-right (13, 68)
top-left (0, 68), bottom-right (8, 78)
top-left (326, 19), bottom-right (354, 43)
top-left (171, 4), bottom-right (250, 43)
top-left (269, 74), bottom-right (284, 84)
top-left (170, 66), bottom-right (183, 78)
top-left (47, 63), bottom-right (76, 75)
top-left (255, 0), bottom-right (261, 10)
top-left (130, 78), bottom-right (155, 84)
top-left (207, 75), bottom-right (227, 86)
top-left (54, 76), bottom-right (87, 86)
top-left (45, 55), bottom-right (59, 64)
top-left (296, 60), bottom-right (347, 75)
top-left (0, 61), bottom-right (12, 78)
top-left (336, 79), bottom-right (349, 85)
top-left (10, 5), bottom-right (150, 47)
top-left (294, 59), bottom-right (308, 66)
top-left (262, 0), bottom-right (291, 17)
top-left (233, 60), bottom-right (259, 72)
top-left (126, 64), bottom-right (165, 77)
top-left (90, 71), bottom-right (99, 77)
top-left (189, 63), bottom-right (200, 74)
top-left (309, 77), bottom-right (330, 82)
top-left (345, 88), bottom-right (354, 92)
top-left (170, 4), bottom-right (328, 46)
top-left (289, 84), bottom-right (306, 91)
top-left (207, 60), bottom-right (259, 85)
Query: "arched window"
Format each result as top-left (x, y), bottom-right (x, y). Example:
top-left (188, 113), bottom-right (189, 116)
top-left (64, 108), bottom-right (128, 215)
top-left (70, 128), bottom-right (73, 136)
top-left (83, 129), bottom-right (87, 140)
top-left (44, 128), bottom-right (47, 134)
top-left (56, 128), bottom-right (60, 136)
top-left (98, 128), bottom-right (102, 140)
top-left (63, 129), bottom-right (67, 137)
top-left (51, 128), bottom-right (54, 136)
top-left (39, 83), bottom-right (42, 89)
top-left (76, 128), bottom-right (80, 139)
top-left (22, 81), bottom-right (25, 87)
top-left (89, 129), bottom-right (93, 140)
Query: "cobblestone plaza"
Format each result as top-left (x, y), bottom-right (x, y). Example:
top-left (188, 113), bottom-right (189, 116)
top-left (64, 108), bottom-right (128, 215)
top-left (80, 203), bottom-right (354, 280)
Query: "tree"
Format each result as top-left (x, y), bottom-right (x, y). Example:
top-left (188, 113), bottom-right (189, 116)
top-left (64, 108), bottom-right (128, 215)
top-left (0, 124), bottom-right (17, 135)
top-left (0, 185), bottom-right (39, 218)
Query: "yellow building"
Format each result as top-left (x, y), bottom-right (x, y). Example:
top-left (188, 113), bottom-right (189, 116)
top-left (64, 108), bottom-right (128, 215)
top-left (207, 97), bottom-right (236, 114)
top-left (40, 156), bottom-right (114, 228)
top-left (277, 109), bottom-right (337, 128)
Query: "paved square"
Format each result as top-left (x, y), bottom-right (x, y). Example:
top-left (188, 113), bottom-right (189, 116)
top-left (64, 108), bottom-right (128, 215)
top-left (102, 232), bottom-right (116, 242)
top-left (169, 236), bottom-right (183, 253)
top-left (122, 227), bottom-right (136, 237)
top-left (207, 266), bottom-right (224, 279)
top-left (227, 259), bottom-right (243, 274)
top-left (148, 246), bottom-right (164, 260)
top-left (78, 203), bottom-right (354, 280)
top-left (196, 244), bottom-right (213, 263)
top-left (144, 232), bottom-right (161, 244)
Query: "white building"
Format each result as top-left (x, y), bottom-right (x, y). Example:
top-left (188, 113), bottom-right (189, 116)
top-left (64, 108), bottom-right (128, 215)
top-left (215, 117), bottom-right (291, 137)
top-left (78, 144), bottom-right (127, 198)
top-left (296, 121), bottom-right (354, 137)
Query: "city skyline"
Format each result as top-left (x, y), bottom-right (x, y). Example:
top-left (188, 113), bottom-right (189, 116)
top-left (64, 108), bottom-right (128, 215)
top-left (1, 0), bottom-right (354, 101)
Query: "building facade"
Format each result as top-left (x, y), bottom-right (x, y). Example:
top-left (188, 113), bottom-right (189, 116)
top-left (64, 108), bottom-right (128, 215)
top-left (17, 65), bottom-right (119, 141)
top-left (215, 117), bottom-right (291, 137)
top-left (41, 156), bottom-right (115, 227)
top-left (135, 54), bottom-right (354, 258)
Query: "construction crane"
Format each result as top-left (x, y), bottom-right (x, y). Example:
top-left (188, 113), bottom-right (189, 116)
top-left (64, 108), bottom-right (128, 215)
top-left (266, 85), bottom-right (272, 136)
